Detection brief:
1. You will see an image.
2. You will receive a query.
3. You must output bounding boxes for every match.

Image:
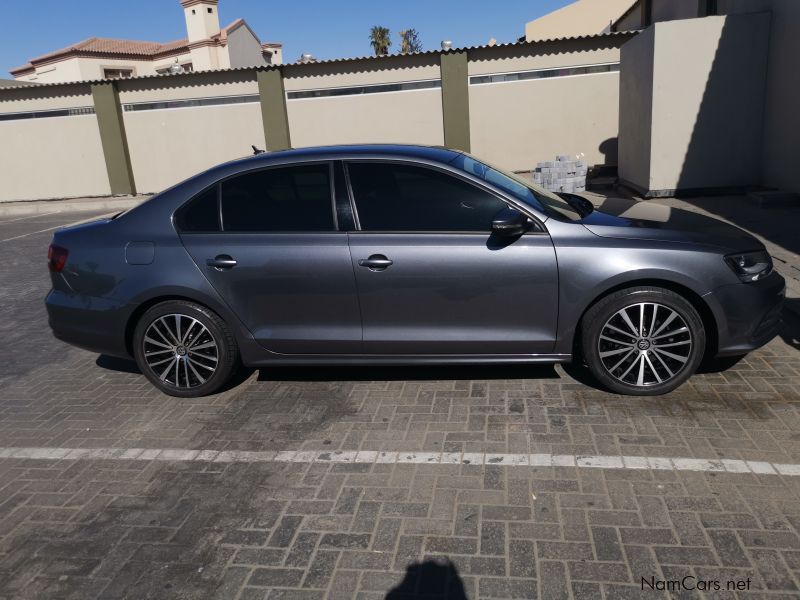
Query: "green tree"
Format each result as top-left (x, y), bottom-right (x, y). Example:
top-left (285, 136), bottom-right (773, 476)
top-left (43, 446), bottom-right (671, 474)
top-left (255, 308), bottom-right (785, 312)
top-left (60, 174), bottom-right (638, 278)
top-left (399, 29), bottom-right (423, 53)
top-left (369, 25), bottom-right (392, 56)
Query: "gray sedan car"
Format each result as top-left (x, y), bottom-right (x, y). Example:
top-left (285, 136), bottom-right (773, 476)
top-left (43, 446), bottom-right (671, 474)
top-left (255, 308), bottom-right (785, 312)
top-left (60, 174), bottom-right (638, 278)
top-left (46, 145), bottom-right (784, 397)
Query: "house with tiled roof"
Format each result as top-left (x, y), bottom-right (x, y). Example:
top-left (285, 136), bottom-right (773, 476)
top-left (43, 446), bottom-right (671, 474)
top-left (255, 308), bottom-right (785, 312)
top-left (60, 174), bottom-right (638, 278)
top-left (9, 0), bottom-right (282, 83)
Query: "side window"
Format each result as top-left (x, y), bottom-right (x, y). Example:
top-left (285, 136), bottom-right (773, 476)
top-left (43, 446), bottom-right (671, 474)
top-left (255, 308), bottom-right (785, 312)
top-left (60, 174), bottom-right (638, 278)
top-left (221, 164), bottom-right (335, 232)
top-left (347, 162), bottom-right (508, 232)
top-left (175, 186), bottom-right (220, 232)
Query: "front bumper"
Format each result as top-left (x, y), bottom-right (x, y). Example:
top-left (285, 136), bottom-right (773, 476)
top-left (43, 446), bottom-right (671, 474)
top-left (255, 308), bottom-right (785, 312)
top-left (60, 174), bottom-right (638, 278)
top-left (45, 289), bottom-right (133, 359)
top-left (706, 271), bottom-right (785, 356)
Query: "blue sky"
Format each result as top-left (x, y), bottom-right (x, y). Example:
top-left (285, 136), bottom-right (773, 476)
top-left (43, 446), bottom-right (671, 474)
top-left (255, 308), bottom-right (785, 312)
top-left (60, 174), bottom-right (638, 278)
top-left (2, 0), bottom-right (572, 76)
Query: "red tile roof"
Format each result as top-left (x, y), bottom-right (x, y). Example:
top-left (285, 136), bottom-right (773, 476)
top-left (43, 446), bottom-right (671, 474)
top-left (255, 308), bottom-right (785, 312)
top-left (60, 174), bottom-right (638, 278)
top-left (10, 20), bottom-right (281, 75)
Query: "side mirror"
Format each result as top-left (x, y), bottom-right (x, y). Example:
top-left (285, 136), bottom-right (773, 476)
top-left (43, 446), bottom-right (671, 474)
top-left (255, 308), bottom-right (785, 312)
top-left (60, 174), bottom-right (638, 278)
top-left (491, 207), bottom-right (531, 237)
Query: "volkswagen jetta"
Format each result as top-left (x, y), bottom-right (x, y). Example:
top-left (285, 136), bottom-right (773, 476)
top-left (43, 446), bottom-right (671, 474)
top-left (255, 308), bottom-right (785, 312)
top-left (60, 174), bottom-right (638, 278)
top-left (45, 145), bottom-right (785, 397)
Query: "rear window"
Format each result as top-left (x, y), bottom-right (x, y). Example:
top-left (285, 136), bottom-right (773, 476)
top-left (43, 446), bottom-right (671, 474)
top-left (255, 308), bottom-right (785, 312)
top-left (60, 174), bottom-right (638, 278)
top-left (174, 187), bottom-right (220, 232)
top-left (220, 164), bottom-right (335, 232)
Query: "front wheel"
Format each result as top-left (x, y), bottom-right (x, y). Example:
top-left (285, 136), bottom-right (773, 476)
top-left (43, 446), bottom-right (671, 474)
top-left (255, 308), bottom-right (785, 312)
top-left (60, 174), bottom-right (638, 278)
top-left (133, 300), bottom-right (239, 397)
top-left (581, 287), bottom-right (706, 396)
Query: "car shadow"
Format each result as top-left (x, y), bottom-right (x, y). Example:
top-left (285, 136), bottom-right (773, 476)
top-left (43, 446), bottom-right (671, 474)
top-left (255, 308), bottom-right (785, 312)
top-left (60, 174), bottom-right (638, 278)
top-left (96, 355), bottom-right (141, 374)
top-left (97, 301), bottom-right (799, 393)
top-left (560, 359), bottom-right (605, 390)
top-left (257, 363), bottom-right (559, 383)
top-left (95, 355), bottom-right (259, 393)
top-left (780, 299), bottom-right (800, 352)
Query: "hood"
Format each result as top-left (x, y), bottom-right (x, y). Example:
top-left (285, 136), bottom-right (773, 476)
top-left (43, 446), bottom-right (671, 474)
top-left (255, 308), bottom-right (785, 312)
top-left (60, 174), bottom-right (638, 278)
top-left (580, 197), bottom-right (762, 252)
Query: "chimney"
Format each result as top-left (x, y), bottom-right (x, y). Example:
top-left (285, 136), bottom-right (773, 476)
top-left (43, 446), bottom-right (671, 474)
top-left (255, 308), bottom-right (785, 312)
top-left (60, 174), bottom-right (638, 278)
top-left (180, 0), bottom-right (221, 43)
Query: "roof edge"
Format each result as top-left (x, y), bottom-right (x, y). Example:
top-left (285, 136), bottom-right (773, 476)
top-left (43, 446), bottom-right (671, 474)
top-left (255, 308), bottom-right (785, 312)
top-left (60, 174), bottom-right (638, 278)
top-left (4, 30), bottom-right (636, 87)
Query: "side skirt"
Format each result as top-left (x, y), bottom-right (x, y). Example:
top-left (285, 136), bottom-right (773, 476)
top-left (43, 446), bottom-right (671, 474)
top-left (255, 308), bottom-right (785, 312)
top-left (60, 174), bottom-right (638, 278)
top-left (243, 354), bottom-right (572, 368)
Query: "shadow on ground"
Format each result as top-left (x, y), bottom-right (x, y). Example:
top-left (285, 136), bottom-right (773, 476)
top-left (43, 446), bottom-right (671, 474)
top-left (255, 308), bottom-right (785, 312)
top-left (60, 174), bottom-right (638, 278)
top-left (258, 363), bottom-right (559, 383)
top-left (96, 355), bottom-right (141, 374)
top-left (385, 559), bottom-right (468, 600)
top-left (781, 299), bottom-right (800, 351)
top-left (666, 196), bottom-right (800, 257)
top-left (97, 309), bottom-right (800, 396)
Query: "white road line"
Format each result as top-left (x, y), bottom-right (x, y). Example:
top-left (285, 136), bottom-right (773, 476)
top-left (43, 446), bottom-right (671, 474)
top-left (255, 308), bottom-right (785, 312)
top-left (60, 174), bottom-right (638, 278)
top-left (0, 446), bottom-right (798, 476)
top-left (0, 211), bottom-right (62, 224)
top-left (0, 213), bottom-right (114, 243)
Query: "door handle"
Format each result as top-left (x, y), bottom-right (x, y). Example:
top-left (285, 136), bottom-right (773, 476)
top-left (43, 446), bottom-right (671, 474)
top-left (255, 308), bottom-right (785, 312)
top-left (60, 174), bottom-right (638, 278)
top-left (206, 255), bottom-right (237, 270)
top-left (358, 254), bottom-right (393, 271)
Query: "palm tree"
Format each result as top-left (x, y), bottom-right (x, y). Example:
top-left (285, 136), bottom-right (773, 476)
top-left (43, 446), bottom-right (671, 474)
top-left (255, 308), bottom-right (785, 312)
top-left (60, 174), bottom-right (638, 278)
top-left (399, 29), bottom-right (423, 54)
top-left (369, 26), bottom-right (391, 56)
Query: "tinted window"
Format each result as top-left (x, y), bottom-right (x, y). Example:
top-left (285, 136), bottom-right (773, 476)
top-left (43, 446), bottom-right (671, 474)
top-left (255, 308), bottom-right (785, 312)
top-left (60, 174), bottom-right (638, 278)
top-left (221, 164), bottom-right (335, 232)
top-left (452, 153), bottom-right (583, 221)
top-left (175, 187), bottom-right (219, 232)
top-left (348, 162), bottom-right (508, 232)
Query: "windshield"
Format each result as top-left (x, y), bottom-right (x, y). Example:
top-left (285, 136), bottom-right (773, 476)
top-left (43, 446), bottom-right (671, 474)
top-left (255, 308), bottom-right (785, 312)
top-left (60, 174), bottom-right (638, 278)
top-left (450, 153), bottom-right (584, 221)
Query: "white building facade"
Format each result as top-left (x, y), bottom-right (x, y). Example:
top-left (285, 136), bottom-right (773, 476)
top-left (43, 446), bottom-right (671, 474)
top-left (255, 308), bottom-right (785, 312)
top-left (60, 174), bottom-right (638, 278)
top-left (10, 0), bottom-right (282, 83)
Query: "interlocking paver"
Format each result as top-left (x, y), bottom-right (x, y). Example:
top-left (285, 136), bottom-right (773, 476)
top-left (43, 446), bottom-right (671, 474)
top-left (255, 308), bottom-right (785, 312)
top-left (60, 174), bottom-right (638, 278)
top-left (0, 206), bottom-right (800, 597)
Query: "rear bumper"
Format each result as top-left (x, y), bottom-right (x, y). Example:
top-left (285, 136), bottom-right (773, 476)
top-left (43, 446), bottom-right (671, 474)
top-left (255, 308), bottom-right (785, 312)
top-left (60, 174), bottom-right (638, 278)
top-left (707, 271), bottom-right (785, 356)
top-left (45, 290), bottom-right (132, 359)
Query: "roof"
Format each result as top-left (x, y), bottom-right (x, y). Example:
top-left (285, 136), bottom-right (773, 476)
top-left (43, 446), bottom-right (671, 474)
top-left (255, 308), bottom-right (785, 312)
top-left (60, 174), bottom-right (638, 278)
top-left (223, 144), bottom-right (464, 171)
top-left (10, 37), bottom-right (189, 75)
top-left (1, 30), bottom-right (636, 89)
top-left (10, 19), bottom-right (282, 76)
top-left (525, 0), bottom-right (637, 41)
top-left (0, 78), bottom-right (36, 87)
top-left (242, 144), bottom-right (461, 163)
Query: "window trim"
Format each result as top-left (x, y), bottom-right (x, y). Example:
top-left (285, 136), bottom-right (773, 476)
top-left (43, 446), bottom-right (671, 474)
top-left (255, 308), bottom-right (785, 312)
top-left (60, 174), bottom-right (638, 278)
top-left (174, 160), bottom-right (340, 235)
top-left (469, 62), bottom-right (620, 86)
top-left (333, 161), bottom-right (357, 231)
top-left (102, 66), bottom-right (136, 80)
top-left (343, 159), bottom-right (547, 235)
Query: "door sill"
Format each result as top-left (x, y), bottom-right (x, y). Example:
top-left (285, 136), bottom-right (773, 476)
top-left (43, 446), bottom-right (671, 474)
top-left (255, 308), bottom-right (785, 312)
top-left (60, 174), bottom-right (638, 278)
top-left (245, 353), bottom-right (571, 367)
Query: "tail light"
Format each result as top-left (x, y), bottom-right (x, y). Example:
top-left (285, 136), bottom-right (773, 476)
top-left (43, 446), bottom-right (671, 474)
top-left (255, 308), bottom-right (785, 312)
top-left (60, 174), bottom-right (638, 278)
top-left (48, 244), bottom-right (69, 273)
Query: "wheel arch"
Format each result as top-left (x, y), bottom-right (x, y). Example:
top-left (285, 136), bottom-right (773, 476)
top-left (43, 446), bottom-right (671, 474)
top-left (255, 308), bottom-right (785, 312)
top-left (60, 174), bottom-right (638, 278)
top-left (124, 289), bottom-right (246, 357)
top-left (572, 278), bottom-right (718, 362)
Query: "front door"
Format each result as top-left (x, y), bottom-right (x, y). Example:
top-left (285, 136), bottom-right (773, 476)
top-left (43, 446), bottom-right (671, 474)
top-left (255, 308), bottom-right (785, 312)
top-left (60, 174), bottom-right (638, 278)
top-left (345, 161), bottom-right (559, 355)
top-left (179, 162), bottom-right (361, 354)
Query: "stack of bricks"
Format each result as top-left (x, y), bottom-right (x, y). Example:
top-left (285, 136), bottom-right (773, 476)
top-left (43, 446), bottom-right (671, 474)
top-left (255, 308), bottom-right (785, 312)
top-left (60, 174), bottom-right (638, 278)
top-left (532, 154), bottom-right (587, 193)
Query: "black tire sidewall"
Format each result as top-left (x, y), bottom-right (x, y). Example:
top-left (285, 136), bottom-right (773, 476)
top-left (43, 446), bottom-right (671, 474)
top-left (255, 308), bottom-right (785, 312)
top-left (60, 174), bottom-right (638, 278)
top-left (133, 301), bottom-right (238, 397)
top-left (582, 287), bottom-right (706, 396)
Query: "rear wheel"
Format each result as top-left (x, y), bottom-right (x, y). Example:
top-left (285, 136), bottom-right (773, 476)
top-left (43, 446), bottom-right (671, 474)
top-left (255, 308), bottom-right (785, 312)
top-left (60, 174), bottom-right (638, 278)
top-left (133, 300), bottom-right (239, 397)
top-left (581, 287), bottom-right (705, 395)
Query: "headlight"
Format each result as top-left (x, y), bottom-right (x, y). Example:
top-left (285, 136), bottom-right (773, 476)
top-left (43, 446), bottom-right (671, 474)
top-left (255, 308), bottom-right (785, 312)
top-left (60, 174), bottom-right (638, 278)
top-left (724, 250), bottom-right (772, 282)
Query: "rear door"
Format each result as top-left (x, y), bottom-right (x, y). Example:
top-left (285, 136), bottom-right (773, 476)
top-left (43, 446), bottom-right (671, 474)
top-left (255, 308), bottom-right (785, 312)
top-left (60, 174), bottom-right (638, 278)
top-left (345, 160), bottom-right (559, 355)
top-left (178, 162), bottom-right (362, 354)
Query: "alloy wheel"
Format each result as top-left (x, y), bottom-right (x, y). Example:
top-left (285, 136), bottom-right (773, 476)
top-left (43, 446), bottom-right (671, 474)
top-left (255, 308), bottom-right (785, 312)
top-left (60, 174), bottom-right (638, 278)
top-left (142, 313), bottom-right (219, 389)
top-left (597, 302), bottom-right (692, 388)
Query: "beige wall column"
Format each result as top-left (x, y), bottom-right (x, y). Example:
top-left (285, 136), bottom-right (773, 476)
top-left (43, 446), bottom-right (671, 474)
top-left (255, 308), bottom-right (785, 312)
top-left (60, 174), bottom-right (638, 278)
top-left (91, 81), bottom-right (136, 195)
top-left (619, 14), bottom-right (770, 195)
top-left (440, 50), bottom-right (471, 152)
top-left (257, 67), bottom-right (291, 151)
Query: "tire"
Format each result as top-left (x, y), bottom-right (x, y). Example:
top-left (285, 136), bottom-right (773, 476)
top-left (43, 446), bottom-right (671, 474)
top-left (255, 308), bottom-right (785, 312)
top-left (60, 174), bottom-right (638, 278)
top-left (133, 300), bottom-right (239, 397)
top-left (581, 286), bottom-right (705, 396)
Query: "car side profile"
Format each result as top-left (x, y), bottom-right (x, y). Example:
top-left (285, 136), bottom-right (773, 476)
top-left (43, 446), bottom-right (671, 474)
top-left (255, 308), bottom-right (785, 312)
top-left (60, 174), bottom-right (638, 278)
top-left (46, 145), bottom-right (785, 397)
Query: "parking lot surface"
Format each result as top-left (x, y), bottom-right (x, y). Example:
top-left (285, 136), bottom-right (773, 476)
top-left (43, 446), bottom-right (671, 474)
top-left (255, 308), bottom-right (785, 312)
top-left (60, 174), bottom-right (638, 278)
top-left (0, 209), bottom-right (799, 599)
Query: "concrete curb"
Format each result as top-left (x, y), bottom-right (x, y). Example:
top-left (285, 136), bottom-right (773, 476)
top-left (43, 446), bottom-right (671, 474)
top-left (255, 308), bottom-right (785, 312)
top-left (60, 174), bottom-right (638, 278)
top-left (0, 196), bottom-right (147, 217)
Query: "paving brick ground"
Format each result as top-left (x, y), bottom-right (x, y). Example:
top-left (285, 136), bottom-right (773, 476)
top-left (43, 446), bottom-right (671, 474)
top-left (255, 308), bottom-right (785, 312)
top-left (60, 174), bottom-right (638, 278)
top-left (0, 203), bottom-right (799, 599)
